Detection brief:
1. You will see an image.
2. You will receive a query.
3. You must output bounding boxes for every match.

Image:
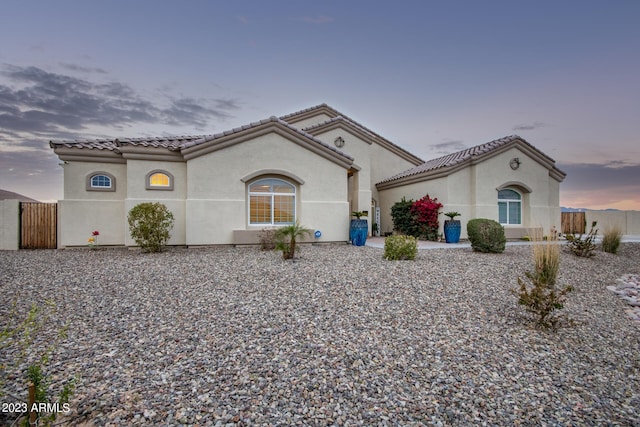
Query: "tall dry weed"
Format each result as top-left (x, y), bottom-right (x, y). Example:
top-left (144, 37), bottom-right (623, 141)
top-left (513, 228), bottom-right (571, 329)
top-left (602, 225), bottom-right (623, 254)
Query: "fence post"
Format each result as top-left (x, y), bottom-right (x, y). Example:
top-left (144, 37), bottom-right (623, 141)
top-left (28, 382), bottom-right (37, 426)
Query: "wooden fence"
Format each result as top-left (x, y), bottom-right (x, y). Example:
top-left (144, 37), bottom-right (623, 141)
top-left (20, 202), bottom-right (57, 249)
top-left (561, 212), bottom-right (586, 235)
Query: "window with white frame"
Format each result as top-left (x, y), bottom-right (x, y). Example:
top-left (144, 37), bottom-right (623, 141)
top-left (87, 172), bottom-right (115, 191)
top-left (498, 189), bottom-right (521, 225)
top-left (249, 178), bottom-right (295, 225)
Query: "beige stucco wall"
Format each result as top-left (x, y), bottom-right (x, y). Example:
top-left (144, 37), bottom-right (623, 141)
top-left (586, 210), bottom-right (640, 235)
top-left (58, 162), bottom-right (127, 246)
top-left (0, 199), bottom-right (20, 250)
top-left (58, 200), bottom-right (125, 247)
top-left (125, 160), bottom-right (187, 246)
top-left (185, 132), bottom-right (350, 245)
top-left (313, 126), bottom-right (419, 234)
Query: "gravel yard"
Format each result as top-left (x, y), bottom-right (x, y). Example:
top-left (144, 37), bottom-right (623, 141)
top-left (1, 243), bottom-right (640, 426)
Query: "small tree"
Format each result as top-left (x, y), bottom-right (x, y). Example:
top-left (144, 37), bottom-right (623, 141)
top-left (410, 194), bottom-right (443, 240)
top-left (274, 222), bottom-right (312, 259)
top-left (127, 202), bottom-right (175, 252)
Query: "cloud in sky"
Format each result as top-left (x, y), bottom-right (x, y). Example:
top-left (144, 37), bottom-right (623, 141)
top-left (0, 64), bottom-right (241, 201)
top-left (0, 65), bottom-right (240, 143)
top-left (513, 122), bottom-right (545, 131)
top-left (428, 140), bottom-right (467, 155)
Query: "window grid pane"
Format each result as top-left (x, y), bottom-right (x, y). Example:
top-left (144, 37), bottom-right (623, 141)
top-left (91, 175), bottom-right (111, 188)
top-left (273, 195), bottom-right (295, 224)
top-left (150, 173), bottom-right (170, 187)
top-left (509, 201), bottom-right (521, 224)
top-left (250, 195), bottom-right (271, 224)
top-left (498, 202), bottom-right (507, 224)
top-left (249, 179), bottom-right (296, 225)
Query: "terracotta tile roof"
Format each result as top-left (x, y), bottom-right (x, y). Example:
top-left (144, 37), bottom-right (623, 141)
top-left (50, 116), bottom-right (353, 162)
top-left (378, 135), bottom-right (555, 184)
top-left (49, 135), bottom-right (209, 152)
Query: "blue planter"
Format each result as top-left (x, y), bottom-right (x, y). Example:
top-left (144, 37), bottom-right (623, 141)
top-left (444, 220), bottom-right (461, 243)
top-left (350, 219), bottom-right (368, 246)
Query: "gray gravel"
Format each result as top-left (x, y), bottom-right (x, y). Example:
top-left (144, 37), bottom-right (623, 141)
top-left (1, 243), bottom-right (640, 426)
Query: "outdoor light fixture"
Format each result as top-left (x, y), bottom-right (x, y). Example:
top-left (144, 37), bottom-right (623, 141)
top-left (510, 157), bottom-right (521, 170)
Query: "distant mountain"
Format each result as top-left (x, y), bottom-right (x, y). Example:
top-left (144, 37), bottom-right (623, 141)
top-left (0, 189), bottom-right (40, 202)
top-left (561, 206), bottom-right (621, 212)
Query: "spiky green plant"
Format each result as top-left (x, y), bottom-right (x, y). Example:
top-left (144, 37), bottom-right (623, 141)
top-left (274, 222), bottom-right (312, 259)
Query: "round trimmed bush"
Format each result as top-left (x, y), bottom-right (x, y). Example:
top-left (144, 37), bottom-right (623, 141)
top-left (127, 202), bottom-right (175, 252)
top-left (467, 218), bottom-right (506, 253)
top-left (384, 235), bottom-right (418, 260)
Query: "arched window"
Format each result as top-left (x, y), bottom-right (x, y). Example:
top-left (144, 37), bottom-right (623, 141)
top-left (249, 178), bottom-right (295, 225)
top-left (87, 172), bottom-right (116, 191)
top-left (146, 170), bottom-right (174, 190)
top-left (498, 189), bottom-right (521, 225)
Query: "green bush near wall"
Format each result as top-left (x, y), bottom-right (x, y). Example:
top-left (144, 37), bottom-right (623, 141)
top-left (467, 218), bottom-right (506, 253)
top-left (384, 235), bottom-right (418, 260)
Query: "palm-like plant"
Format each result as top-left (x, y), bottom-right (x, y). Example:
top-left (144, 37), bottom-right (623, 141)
top-left (274, 222), bottom-right (312, 259)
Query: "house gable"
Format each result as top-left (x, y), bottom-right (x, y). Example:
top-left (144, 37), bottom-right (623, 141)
top-left (376, 135), bottom-right (566, 190)
top-left (282, 104), bottom-right (423, 166)
top-left (180, 117), bottom-right (353, 170)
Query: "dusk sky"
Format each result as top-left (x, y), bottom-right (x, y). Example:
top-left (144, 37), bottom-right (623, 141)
top-left (1, 1), bottom-right (638, 209)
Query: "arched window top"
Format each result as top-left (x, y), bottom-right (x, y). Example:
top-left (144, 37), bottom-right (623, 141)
top-left (146, 170), bottom-right (174, 190)
top-left (248, 178), bottom-right (296, 225)
top-left (86, 172), bottom-right (116, 192)
top-left (249, 178), bottom-right (295, 194)
top-left (498, 189), bottom-right (521, 200)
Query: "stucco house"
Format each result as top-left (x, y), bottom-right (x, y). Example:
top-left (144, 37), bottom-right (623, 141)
top-left (49, 103), bottom-right (565, 247)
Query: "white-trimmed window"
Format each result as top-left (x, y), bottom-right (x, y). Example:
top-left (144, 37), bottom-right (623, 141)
top-left (146, 170), bottom-right (174, 190)
top-left (498, 189), bottom-right (521, 225)
top-left (249, 178), bottom-right (295, 225)
top-left (87, 172), bottom-right (116, 192)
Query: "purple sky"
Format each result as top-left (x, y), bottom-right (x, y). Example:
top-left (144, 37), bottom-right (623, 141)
top-left (1, 0), bottom-right (639, 209)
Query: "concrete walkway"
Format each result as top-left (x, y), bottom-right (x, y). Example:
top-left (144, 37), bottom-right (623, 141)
top-left (365, 235), bottom-right (640, 249)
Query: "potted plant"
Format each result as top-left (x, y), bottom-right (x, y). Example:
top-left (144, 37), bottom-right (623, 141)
top-left (443, 211), bottom-right (461, 243)
top-left (350, 211), bottom-right (368, 246)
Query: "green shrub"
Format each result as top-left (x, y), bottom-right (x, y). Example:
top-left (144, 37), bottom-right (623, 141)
top-left (390, 197), bottom-right (418, 236)
top-left (274, 222), bottom-right (312, 259)
top-left (601, 225), bottom-right (622, 254)
top-left (513, 233), bottom-right (572, 329)
top-left (127, 202), bottom-right (175, 252)
top-left (1, 300), bottom-right (74, 426)
top-left (390, 195), bottom-right (443, 240)
top-left (566, 221), bottom-right (598, 258)
top-left (467, 218), bottom-right (506, 253)
top-left (384, 235), bottom-right (418, 260)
